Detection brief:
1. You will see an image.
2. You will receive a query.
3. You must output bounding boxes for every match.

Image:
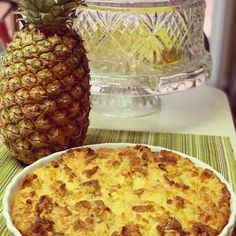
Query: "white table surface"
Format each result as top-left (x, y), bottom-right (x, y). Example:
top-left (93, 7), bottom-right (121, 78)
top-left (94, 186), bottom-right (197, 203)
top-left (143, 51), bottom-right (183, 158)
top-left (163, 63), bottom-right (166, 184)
top-left (89, 85), bottom-right (236, 157)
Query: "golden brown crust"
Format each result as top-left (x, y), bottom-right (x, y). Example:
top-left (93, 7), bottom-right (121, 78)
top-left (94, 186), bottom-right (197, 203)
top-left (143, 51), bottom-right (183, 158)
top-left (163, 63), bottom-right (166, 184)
top-left (132, 205), bottom-right (154, 212)
top-left (12, 145), bottom-right (231, 236)
top-left (122, 224), bottom-right (142, 236)
top-left (22, 173), bottom-right (37, 188)
top-left (192, 222), bottom-right (219, 236)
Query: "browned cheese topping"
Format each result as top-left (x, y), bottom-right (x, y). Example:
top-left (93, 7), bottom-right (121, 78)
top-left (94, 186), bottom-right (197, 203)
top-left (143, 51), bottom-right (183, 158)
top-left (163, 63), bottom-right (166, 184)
top-left (11, 145), bottom-right (231, 236)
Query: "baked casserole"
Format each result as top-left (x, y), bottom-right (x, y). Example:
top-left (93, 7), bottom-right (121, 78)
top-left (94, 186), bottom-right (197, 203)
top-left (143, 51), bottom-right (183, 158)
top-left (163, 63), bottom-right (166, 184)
top-left (11, 145), bottom-right (231, 236)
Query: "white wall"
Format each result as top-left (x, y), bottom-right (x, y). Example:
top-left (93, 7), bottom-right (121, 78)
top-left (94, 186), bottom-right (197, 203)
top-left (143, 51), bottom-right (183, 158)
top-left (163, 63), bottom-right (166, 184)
top-left (208, 0), bottom-right (234, 88)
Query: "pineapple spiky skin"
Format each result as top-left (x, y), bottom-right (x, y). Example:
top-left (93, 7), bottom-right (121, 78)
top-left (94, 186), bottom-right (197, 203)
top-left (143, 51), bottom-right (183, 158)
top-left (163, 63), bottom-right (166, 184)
top-left (0, 24), bottom-right (90, 164)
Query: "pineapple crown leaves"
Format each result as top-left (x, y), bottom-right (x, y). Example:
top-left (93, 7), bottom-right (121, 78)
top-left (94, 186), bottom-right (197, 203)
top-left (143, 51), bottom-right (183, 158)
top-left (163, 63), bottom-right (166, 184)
top-left (13, 0), bottom-right (85, 26)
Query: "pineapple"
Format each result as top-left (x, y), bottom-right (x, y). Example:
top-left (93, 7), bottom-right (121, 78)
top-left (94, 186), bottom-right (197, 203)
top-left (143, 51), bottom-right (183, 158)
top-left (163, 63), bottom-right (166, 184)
top-left (0, 0), bottom-right (91, 164)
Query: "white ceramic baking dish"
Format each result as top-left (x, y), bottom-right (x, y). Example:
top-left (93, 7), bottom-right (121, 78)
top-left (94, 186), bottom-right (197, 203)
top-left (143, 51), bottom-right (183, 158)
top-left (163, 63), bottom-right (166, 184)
top-left (2, 143), bottom-right (236, 236)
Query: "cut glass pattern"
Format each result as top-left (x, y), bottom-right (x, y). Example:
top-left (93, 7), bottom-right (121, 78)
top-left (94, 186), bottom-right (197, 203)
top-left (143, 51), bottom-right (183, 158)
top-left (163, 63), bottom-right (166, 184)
top-left (75, 0), bottom-right (211, 117)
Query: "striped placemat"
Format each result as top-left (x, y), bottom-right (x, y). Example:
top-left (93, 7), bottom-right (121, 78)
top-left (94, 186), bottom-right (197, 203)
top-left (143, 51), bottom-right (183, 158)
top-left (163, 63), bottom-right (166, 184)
top-left (0, 128), bottom-right (236, 235)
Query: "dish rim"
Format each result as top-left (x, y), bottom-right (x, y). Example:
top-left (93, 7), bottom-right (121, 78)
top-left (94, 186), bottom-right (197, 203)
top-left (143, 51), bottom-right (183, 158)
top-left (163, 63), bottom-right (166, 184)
top-left (2, 143), bottom-right (236, 236)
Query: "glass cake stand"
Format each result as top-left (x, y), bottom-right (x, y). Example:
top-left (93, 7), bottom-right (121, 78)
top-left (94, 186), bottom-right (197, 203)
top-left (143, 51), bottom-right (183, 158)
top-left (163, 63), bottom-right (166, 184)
top-left (75, 0), bottom-right (211, 117)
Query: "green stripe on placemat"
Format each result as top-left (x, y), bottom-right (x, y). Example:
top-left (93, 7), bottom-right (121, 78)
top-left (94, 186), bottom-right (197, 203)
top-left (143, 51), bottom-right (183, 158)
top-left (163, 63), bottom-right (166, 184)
top-left (0, 128), bottom-right (236, 235)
